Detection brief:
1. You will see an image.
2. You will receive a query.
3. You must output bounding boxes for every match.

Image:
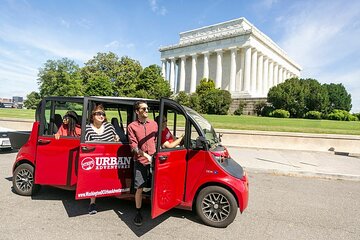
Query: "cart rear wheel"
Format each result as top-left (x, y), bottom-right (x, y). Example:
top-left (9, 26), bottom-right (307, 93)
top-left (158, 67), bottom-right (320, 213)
top-left (12, 163), bottom-right (40, 196)
top-left (196, 186), bottom-right (237, 228)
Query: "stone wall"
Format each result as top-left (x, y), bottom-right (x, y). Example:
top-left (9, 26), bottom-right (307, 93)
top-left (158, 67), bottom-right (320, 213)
top-left (229, 97), bottom-right (267, 115)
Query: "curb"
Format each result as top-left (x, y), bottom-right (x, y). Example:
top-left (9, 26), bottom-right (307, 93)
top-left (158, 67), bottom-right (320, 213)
top-left (244, 167), bottom-right (360, 181)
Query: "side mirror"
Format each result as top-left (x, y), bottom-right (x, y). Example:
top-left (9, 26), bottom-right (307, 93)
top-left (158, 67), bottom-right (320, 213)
top-left (218, 133), bottom-right (223, 142)
top-left (196, 136), bottom-right (207, 149)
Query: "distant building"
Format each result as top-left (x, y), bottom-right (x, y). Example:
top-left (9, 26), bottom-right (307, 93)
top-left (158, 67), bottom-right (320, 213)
top-left (0, 96), bottom-right (24, 108)
top-left (0, 98), bottom-right (12, 103)
top-left (13, 96), bottom-right (23, 103)
top-left (159, 17), bottom-right (301, 98)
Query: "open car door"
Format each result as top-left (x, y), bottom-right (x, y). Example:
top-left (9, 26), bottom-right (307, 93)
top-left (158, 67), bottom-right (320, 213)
top-left (151, 98), bottom-right (188, 218)
top-left (75, 97), bottom-right (133, 200)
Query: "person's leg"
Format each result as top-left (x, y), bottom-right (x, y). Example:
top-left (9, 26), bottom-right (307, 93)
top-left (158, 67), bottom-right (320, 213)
top-left (89, 197), bottom-right (97, 215)
top-left (133, 161), bottom-right (146, 226)
top-left (135, 188), bottom-right (143, 209)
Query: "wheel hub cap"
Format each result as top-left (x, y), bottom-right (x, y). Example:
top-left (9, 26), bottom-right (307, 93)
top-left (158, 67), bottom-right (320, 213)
top-left (201, 192), bottom-right (231, 222)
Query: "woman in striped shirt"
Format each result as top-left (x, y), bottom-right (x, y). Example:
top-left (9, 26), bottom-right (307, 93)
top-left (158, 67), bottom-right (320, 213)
top-left (85, 104), bottom-right (120, 214)
top-left (85, 105), bottom-right (119, 142)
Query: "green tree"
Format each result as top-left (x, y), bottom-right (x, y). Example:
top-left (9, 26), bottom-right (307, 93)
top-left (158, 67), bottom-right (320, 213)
top-left (268, 78), bottom-right (331, 117)
top-left (175, 91), bottom-right (190, 106)
top-left (137, 64), bottom-right (171, 98)
top-left (81, 52), bottom-right (120, 85)
top-left (84, 73), bottom-right (113, 96)
top-left (303, 78), bottom-right (329, 113)
top-left (82, 53), bottom-right (142, 97)
top-left (115, 56), bottom-right (143, 96)
top-left (24, 91), bottom-right (41, 109)
top-left (189, 93), bottom-right (201, 113)
top-left (324, 83), bottom-right (352, 112)
top-left (38, 58), bottom-right (83, 97)
top-left (268, 78), bottom-right (306, 117)
top-left (196, 78), bottom-right (216, 96)
top-left (201, 89), bottom-right (232, 115)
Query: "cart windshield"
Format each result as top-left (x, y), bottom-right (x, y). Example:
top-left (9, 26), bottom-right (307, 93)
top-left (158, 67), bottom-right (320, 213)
top-left (183, 106), bottom-right (220, 145)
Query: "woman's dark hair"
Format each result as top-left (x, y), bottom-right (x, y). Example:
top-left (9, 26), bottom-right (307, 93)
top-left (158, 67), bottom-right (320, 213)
top-left (90, 104), bottom-right (107, 123)
top-left (64, 111), bottom-right (79, 136)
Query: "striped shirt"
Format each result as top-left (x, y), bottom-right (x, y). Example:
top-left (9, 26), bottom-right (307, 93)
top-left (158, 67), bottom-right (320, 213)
top-left (85, 122), bottom-right (118, 142)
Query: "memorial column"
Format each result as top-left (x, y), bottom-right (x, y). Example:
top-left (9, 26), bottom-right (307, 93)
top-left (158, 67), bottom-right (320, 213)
top-left (169, 57), bottom-right (176, 92)
top-left (215, 49), bottom-right (223, 89)
top-left (161, 59), bottom-right (167, 79)
top-left (202, 51), bottom-right (210, 79)
top-left (229, 47), bottom-right (237, 92)
top-left (190, 54), bottom-right (197, 93)
top-left (179, 56), bottom-right (186, 92)
top-left (263, 57), bottom-right (269, 96)
top-left (278, 66), bottom-right (283, 84)
top-left (273, 64), bottom-right (278, 86)
top-left (251, 48), bottom-right (258, 93)
top-left (239, 48), bottom-right (245, 91)
top-left (268, 60), bottom-right (274, 89)
top-left (257, 53), bottom-right (263, 95)
top-left (243, 46), bottom-right (251, 92)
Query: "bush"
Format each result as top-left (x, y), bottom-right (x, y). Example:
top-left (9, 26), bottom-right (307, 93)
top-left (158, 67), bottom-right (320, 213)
top-left (189, 93), bottom-right (201, 113)
top-left (326, 109), bottom-right (357, 121)
top-left (353, 113), bottom-right (360, 121)
top-left (304, 111), bottom-right (322, 119)
top-left (233, 101), bottom-right (246, 116)
top-left (254, 100), bottom-right (267, 116)
top-left (200, 89), bottom-right (232, 115)
top-left (174, 91), bottom-right (190, 106)
top-left (261, 105), bottom-right (275, 117)
top-left (270, 109), bottom-right (290, 118)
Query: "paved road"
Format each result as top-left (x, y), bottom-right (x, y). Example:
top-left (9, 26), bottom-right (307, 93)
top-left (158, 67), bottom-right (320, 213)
top-left (1, 151), bottom-right (359, 240)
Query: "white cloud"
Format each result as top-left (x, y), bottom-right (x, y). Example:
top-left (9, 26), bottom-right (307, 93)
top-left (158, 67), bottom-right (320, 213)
top-left (105, 41), bottom-right (120, 48)
top-left (76, 18), bottom-right (92, 29)
top-left (0, 24), bottom-right (93, 62)
top-left (104, 40), bottom-right (135, 50)
top-left (261, 0), bottom-right (278, 8)
top-left (276, 0), bottom-right (360, 112)
top-left (60, 18), bottom-right (70, 28)
top-left (149, 0), bottom-right (167, 15)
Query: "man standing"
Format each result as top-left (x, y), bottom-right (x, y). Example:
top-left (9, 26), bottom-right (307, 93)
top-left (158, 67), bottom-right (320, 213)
top-left (127, 100), bottom-right (158, 226)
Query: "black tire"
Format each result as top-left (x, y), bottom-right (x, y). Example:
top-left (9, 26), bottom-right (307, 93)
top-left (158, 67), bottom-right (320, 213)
top-left (196, 186), bottom-right (238, 228)
top-left (12, 163), bottom-right (41, 196)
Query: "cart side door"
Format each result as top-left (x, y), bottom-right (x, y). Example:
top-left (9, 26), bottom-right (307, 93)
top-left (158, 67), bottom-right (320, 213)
top-left (35, 99), bottom-right (82, 186)
top-left (151, 99), bottom-right (188, 218)
top-left (75, 99), bottom-right (132, 200)
top-left (75, 142), bottom-right (132, 200)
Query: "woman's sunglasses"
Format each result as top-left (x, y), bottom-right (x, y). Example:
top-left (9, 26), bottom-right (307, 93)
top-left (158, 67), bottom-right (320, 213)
top-left (94, 112), bottom-right (106, 117)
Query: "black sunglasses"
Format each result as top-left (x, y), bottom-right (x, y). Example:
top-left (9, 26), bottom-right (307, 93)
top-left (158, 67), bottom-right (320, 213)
top-left (140, 107), bottom-right (150, 111)
top-left (94, 112), bottom-right (106, 116)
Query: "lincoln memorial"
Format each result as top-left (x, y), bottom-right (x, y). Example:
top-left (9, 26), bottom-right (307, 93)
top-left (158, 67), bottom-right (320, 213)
top-left (159, 17), bottom-right (302, 99)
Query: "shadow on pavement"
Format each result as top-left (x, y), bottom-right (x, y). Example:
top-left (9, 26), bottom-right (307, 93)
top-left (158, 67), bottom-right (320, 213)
top-left (15, 185), bottom-right (202, 236)
top-left (113, 200), bottom-right (201, 237)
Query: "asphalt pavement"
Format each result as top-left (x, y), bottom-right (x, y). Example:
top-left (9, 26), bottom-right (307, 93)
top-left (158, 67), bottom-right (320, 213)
top-left (228, 146), bottom-right (360, 181)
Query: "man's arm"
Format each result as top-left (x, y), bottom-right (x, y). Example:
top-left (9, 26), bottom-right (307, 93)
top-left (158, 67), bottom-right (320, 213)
top-left (127, 124), bottom-right (139, 153)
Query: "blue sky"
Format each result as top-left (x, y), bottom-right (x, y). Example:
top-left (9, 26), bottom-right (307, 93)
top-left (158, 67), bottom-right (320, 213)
top-left (0, 0), bottom-right (359, 112)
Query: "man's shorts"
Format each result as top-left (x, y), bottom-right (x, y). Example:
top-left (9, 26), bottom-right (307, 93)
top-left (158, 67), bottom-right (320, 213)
top-left (134, 160), bottom-right (151, 189)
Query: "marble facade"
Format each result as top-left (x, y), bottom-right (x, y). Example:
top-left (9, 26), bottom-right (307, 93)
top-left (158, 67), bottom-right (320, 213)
top-left (159, 17), bottom-right (301, 98)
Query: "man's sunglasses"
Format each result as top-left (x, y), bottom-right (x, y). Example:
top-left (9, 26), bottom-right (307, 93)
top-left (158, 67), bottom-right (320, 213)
top-left (139, 107), bottom-right (150, 111)
top-left (94, 112), bottom-right (106, 116)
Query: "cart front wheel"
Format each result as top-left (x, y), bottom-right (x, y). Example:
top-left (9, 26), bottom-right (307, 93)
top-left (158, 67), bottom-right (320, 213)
top-left (196, 186), bottom-right (238, 228)
top-left (12, 163), bottom-right (40, 196)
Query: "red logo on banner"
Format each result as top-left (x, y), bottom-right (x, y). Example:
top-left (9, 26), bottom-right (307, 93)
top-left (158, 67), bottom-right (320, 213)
top-left (81, 157), bottom-right (95, 171)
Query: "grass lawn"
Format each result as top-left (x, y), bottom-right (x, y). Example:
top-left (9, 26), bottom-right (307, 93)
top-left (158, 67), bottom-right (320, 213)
top-left (1, 108), bottom-right (359, 135)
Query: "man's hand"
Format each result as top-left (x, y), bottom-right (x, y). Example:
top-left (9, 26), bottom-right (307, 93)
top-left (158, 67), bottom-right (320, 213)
top-left (143, 152), bottom-right (152, 163)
